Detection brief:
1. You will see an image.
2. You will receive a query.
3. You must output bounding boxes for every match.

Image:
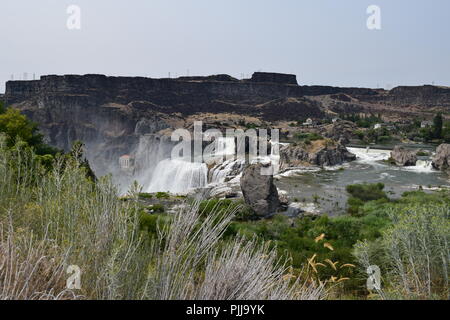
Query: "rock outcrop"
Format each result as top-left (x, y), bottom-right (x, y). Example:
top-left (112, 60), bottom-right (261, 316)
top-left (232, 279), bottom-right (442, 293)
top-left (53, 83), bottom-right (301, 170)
top-left (320, 120), bottom-right (357, 145)
top-left (384, 85), bottom-right (450, 108)
top-left (279, 140), bottom-right (356, 170)
top-left (249, 72), bottom-right (298, 85)
top-left (432, 144), bottom-right (450, 172)
top-left (4, 73), bottom-right (380, 120)
top-left (358, 85), bottom-right (450, 109)
top-left (390, 146), bottom-right (418, 166)
top-left (240, 163), bottom-right (280, 218)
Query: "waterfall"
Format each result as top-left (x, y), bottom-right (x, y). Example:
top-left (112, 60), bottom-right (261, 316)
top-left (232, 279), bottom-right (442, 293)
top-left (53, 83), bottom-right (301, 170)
top-left (133, 135), bottom-right (176, 191)
top-left (216, 136), bottom-right (236, 157)
top-left (132, 134), bottom-right (208, 194)
top-left (347, 147), bottom-right (436, 173)
top-left (210, 159), bottom-right (245, 184)
top-left (144, 158), bottom-right (208, 194)
top-left (403, 160), bottom-right (435, 173)
top-left (347, 147), bottom-right (390, 163)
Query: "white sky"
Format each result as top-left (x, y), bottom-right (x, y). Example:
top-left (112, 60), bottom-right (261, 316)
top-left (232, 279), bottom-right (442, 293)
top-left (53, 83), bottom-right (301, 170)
top-left (1, 0), bottom-right (449, 92)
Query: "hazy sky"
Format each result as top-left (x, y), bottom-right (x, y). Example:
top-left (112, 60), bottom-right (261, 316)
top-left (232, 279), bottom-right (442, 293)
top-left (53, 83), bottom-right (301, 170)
top-left (1, 0), bottom-right (449, 93)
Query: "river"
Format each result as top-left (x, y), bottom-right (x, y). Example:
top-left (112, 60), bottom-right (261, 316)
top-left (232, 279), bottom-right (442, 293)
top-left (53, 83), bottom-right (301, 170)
top-left (275, 147), bottom-right (450, 216)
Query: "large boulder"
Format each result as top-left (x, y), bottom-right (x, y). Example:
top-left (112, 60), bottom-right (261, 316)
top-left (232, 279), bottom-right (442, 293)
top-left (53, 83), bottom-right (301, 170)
top-left (279, 140), bottom-right (356, 170)
top-left (240, 163), bottom-right (280, 218)
top-left (320, 120), bottom-right (357, 145)
top-left (432, 144), bottom-right (450, 171)
top-left (390, 146), bottom-right (417, 166)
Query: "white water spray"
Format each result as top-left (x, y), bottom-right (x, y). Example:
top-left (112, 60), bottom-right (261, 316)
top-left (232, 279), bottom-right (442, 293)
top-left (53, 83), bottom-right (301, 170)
top-left (144, 158), bottom-right (208, 194)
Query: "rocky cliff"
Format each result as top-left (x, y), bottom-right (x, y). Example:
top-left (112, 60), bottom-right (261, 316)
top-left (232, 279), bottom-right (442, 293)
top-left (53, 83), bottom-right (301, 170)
top-left (360, 85), bottom-right (450, 109)
top-left (390, 146), bottom-right (418, 166)
top-left (2, 72), bottom-right (376, 173)
top-left (3, 72), bottom-right (448, 177)
top-left (432, 144), bottom-right (450, 172)
top-left (279, 140), bottom-right (356, 170)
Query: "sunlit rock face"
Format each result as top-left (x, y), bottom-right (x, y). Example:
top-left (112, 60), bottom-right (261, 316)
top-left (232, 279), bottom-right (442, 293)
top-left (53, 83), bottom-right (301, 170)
top-left (279, 141), bottom-right (356, 170)
top-left (432, 144), bottom-right (450, 172)
top-left (390, 146), bottom-right (418, 167)
top-left (240, 163), bottom-right (281, 218)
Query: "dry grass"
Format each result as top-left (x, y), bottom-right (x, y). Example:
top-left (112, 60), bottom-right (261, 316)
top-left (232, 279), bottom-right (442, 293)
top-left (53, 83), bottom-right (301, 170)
top-left (0, 222), bottom-right (77, 300)
top-left (143, 201), bottom-right (326, 300)
top-left (0, 135), bottom-right (326, 300)
top-left (354, 204), bottom-right (449, 300)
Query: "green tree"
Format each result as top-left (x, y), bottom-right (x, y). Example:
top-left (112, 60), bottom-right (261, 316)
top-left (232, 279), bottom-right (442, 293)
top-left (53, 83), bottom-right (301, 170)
top-left (68, 140), bottom-right (96, 181)
top-left (443, 121), bottom-right (450, 143)
top-left (433, 113), bottom-right (443, 139)
top-left (0, 101), bottom-right (5, 114)
top-left (0, 107), bottom-right (58, 155)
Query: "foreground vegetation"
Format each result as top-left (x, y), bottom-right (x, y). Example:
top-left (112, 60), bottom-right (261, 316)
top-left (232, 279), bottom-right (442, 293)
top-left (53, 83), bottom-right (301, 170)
top-left (225, 188), bottom-right (449, 299)
top-left (138, 184), bottom-right (449, 299)
top-left (0, 105), bottom-right (448, 300)
top-left (0, 105), bottom-right (327, 300)
top-left (0, 138), bottom-right (328, 300)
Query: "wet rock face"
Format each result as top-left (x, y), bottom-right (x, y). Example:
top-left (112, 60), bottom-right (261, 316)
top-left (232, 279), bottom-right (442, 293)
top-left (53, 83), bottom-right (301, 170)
top-left (390, 146), bottom-right (418, 166)
top-left (240, 163), bottom-right (280, 218)
top-left (279, 141), bottom-right (356, 170)
top-left (432, 144), bottom-right (450, 171)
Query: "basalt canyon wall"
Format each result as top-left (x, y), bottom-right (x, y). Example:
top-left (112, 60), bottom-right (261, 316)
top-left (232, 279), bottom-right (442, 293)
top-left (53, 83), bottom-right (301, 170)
top-left (1, 72), bottom-right (372, 174)
top-left (2, 72), bottom-right (449, 188)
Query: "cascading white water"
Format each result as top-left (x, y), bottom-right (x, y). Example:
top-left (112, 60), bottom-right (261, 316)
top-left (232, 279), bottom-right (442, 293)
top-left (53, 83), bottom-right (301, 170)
top-left (216, 136), bottom-right (236, 157)
top-left (403, 160), bottom-right (434, 173)
top-left (210, 159), bottom-right (246, 184)
top-left (347, 147), bottom-right (436, 173)
top-left (135, 135), bottom-right (290, 194)
top-left (144, 158), bottom-right (208, 194)
top-left (347, 147), bottom-right (390, 163)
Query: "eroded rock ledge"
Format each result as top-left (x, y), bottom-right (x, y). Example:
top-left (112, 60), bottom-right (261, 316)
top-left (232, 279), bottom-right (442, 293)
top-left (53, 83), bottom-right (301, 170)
top-left (390, 146), bottom-right (418, 166)
top-left (279, 140), bottom-right (356, 170)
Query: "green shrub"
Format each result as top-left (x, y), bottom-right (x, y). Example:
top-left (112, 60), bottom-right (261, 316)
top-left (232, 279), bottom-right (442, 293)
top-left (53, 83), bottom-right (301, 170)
top-left (346, 183), bottom-right (388, 202)
top-left (346, 183), bottom-right (389, 216)
top-left (155, 192), bottom-right (170, 199)
top-left (199, 199), bottom-right (255, 221)
top-left (377, 135), bottom-right (392, 143)
top-left (138, 211), bottom-right (169, 236)
top-left (347, 197), bottom-right (365, 216)
top-left (354, 200), bottom-right (450, 299)
top-left (354, 130), bottom-right (365, 140)
top-left (294, 132), bottom-right (323, 141)
top-left (0, 107), bottom-right (59, 156)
